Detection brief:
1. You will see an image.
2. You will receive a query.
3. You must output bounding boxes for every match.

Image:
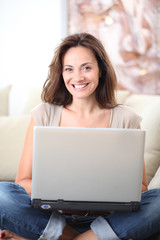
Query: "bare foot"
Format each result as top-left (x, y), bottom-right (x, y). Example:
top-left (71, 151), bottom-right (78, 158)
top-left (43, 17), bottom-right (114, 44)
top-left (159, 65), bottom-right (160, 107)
top-left (73, 230), bottom-right (98, 240)
top-left (0, 230), bottom-right (30, 240)
top-left (59, 225), bottom-right (79, 240)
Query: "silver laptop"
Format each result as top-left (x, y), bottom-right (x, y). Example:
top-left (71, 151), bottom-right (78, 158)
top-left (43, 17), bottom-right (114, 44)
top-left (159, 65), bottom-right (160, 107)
top-left (31, 126), bottom-right (145, 212)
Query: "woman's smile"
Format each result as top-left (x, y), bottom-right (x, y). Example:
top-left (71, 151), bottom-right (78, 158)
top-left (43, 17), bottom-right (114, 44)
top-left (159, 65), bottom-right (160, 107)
top-left (72, 83), bottom-right (89, 90)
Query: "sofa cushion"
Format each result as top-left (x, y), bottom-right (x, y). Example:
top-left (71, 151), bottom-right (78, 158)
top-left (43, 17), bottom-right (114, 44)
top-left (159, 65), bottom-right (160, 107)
top-left (148, 166), bottom-right (160, 190)
top-left (124, 94), bottom-right (160, 115)
top-left (9, 85), bottom-right (42, 116)
top-left (0, 115), bottom-right (30, 181)
top-left (115, 90), bottom-right (130, 104)
top-left (0, 85), bottom-right (11, 116)
top-left (141, 99), bottom-right (160, 186)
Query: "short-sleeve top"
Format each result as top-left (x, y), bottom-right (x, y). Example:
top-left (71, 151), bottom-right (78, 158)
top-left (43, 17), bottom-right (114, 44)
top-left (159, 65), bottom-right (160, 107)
top-left (31, 103), bottom-right (142, 129)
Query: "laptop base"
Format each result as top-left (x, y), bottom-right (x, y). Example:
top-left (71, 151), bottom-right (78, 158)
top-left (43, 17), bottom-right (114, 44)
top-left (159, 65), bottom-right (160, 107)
top-left (31, 199), bottom-right (140, 212)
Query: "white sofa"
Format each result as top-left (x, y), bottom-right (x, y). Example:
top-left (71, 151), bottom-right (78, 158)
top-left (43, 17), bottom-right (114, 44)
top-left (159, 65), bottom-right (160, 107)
top-left (0, 84), bottom-right (160, 239)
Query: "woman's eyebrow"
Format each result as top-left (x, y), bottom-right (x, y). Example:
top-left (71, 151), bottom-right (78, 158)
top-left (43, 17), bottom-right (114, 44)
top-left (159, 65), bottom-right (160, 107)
top-left (64, 64), bottom-right (72, 67)
top-left (81, 62), bottom-right (93, 67)
top-left (64, 62), bottom-right (93, 68)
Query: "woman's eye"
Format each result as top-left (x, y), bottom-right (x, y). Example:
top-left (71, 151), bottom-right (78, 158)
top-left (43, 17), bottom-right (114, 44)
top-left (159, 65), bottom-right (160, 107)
top-left (83, 66), bottom-right (91, 71)
top-left (65, 68), bottom-right (72, 72)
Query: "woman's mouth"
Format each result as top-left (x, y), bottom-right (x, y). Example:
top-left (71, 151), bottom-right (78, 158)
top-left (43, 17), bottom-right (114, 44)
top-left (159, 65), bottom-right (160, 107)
top-left (72, 83), bottom-right (89, 89)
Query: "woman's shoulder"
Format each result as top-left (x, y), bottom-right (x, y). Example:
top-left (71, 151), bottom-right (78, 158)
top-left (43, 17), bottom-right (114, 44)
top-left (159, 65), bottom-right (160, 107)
top-left (113, 104), bottom-right (138, 115)
top-left (111, 104), bottom-right (142, 128)
top-left (32, 102), bottom-right (62, 111)
top-left (31, 102), bottom-right (63, 126)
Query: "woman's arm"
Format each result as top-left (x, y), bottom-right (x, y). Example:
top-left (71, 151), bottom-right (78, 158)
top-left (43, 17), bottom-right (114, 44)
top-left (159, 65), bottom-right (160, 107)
top-left (15, 117), bottom-right (36, 196)
top-left (142, 161), bottom-right (147, 192)
top-left (137, 125), bottom-right (148, 192)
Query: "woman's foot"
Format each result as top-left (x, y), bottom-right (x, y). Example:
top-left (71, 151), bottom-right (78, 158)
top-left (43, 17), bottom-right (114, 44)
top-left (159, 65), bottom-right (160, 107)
top-left (59, 225), bottom-right (79, 240)
top-left (73, 230), bottom-right (98, 240)
top-left (0, 230), bottom-right (30, 240)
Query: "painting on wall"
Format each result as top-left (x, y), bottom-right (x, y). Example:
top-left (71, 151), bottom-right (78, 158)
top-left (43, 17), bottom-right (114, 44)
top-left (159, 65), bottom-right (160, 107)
top-left (68, 0), bottom-right (160, 94)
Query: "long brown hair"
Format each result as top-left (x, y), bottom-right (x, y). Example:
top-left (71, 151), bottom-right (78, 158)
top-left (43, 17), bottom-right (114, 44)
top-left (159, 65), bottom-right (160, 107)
top-left (41, 32), bottom-right (117, 108)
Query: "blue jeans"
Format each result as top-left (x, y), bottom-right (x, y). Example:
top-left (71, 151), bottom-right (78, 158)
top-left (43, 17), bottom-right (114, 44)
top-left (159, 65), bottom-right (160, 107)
top-left (0, 182), bottom-right (160, 240)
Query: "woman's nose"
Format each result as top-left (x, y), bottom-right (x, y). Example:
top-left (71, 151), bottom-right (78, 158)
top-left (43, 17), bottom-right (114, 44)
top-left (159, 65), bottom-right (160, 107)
top-left (73, 70), bottom-right (84, 81)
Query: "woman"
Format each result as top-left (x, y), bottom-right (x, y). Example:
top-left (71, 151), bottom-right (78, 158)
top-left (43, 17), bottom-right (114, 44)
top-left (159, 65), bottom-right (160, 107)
top-left (0, 33), bottom-right (160, 240)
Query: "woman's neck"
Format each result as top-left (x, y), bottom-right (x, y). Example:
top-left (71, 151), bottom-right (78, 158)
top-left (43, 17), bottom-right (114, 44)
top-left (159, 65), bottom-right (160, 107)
top-left (66, 98), bottom-right (101, 117)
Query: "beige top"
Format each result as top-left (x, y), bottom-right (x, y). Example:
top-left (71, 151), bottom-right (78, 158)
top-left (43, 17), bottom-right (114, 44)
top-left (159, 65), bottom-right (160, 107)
top-left (31, 103), bottom-right (142, 129)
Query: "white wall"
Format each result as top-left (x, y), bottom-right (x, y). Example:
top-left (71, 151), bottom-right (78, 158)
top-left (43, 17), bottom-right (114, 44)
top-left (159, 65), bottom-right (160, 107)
top-left (0, 0), bottom-right (68, 87)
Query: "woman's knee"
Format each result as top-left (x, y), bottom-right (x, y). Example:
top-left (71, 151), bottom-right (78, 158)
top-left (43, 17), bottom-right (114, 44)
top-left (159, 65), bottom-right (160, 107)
top-left (141, 188), bottom-right (160, 205)
top-left (0, 182), bottom-right (15, 199)
top-left (141, 188), bottom-right (160, 219)
top-left (0, 182), bottom-right (30, 212)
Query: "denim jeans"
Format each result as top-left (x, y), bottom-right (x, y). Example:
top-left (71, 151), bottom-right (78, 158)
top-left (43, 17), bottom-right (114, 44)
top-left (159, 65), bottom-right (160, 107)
top-left (0, 182), bottom-right (160, 240)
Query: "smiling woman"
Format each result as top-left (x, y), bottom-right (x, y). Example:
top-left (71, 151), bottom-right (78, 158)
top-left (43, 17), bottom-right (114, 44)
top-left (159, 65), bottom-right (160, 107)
top-left (0, 33), bottom-right (160, 240)
top-left (41, 32), bottom-right (117, 109)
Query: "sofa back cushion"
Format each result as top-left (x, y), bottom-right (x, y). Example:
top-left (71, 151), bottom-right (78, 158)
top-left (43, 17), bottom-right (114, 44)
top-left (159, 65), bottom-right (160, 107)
top-left (140, 99), bottom-right (160, 186)
top-left (9, 85), bottom-right (42, 116)
top-left (0, 115), bottom-right (30, 181)
top-left (124, 94), bottom-right (160, 115)
top-left (0, 85), bottom-right (11, 116)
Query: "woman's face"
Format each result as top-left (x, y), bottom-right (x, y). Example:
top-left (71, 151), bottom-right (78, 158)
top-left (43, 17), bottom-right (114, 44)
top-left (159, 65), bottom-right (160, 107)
top-left (62, 46), bottom-right (101, 100)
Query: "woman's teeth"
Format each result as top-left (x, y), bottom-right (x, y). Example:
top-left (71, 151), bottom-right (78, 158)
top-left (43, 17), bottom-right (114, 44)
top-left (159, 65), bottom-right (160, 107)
top-left (73, 84), bottom-right (88, 89)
